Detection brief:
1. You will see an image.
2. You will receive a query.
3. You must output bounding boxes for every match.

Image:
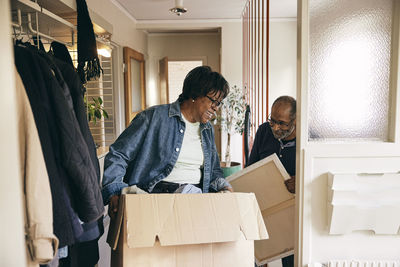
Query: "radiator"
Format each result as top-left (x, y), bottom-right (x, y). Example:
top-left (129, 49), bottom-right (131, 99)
top-left (312, 261), bottom-right (400, 267)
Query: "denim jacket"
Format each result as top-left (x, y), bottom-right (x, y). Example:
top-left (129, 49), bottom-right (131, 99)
top-left (101, 100), bottom-right (231, 205)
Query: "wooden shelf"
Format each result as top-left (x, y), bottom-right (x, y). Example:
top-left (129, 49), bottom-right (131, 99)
top-left (11, 0), bottom-right (111, 48)
top-left (37, 0), bottom-right (76, 16)
top-left (11, 0), bottom-right (75, 40)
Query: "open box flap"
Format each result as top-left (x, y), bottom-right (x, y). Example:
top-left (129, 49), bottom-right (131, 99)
top-left (107, 193), bottom-right (268, 249)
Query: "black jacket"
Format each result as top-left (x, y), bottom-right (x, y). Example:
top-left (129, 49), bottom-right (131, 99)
top-left (36, 50), bottom-right (104, 223)
top-left (53, 58), bottom-right (100, 182)
top-left (14, 45), bottom-right (104, 244)
top-left (53, 57), bottom-right (104, 242)
top-left (14, 45), bottom-right (77, 247)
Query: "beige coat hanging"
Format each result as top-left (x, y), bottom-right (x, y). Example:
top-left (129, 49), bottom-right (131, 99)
top-left (15, 68), bottom-right (59, 266)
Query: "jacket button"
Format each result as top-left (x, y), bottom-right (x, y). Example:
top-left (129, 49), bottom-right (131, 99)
top-left (176, 147), bottom-right (180, 152)
top-left (180, 129), bottom-right (183, 133)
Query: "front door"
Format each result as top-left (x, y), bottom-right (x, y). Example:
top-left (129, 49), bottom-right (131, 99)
top-left (297, 0), bottom-right (400, 265)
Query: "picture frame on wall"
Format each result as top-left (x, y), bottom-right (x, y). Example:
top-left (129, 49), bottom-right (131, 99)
top-left (123, 46), bottom-right (146, 126)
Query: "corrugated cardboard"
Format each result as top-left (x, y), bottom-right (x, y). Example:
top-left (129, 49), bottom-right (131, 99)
top-left (226, 153), bottom-right (295, 265)
top-left (107, 192), bottom-right (268, 267)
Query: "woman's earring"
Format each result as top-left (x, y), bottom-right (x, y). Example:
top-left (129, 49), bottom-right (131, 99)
top-left (192, 99), bottom-right (195, 103)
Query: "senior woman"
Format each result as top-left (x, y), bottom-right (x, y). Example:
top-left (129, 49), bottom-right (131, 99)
top-left (102, 66), bottom-right (233, 219)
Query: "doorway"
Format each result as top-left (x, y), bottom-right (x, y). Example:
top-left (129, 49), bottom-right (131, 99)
top-left (158, 59), bottom-right (203, 104)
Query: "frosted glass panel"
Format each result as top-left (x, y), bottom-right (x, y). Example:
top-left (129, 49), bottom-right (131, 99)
top-left (309, 0), bottom-right (393, 141)
top-left (131, 58), bottom-right (141, 113)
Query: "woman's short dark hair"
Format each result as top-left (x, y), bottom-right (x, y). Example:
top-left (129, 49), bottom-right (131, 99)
top-left (178, 66), bottom-right (230, 102)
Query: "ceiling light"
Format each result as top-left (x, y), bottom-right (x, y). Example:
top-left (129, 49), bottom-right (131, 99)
top-left (97, 48), bottom-right (111, 58)
top-left (169, 0), bottom-right (187, 16)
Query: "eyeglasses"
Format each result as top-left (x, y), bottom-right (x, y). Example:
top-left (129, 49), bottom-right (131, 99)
top-left (206, 95), bottom-right (222, 108)
top-left (268, 115), bottom-right (293, 128)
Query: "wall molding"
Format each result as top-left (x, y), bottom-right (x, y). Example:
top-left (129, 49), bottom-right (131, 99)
top-left (137, 18), bottom-right (242, 25)
top-left (270, 17), bottom-right (297, 22)
top-left (110, 0), bottom-right (137, 24)
top-left (148, 32), bottom-right (220, 37)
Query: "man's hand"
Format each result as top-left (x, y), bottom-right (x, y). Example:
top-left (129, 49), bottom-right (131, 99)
top-left (219, 186), bottom-right (234, 193)
top-left (108, 195), bottom-right (120, 220)
top-left (284, 176), bottom-right (295, 194)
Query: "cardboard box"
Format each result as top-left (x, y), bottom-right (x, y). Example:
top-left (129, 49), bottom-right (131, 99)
top-left (107, 193), bottom-right (268, 267)
top-left (226, 153), bottom-right (295, 265)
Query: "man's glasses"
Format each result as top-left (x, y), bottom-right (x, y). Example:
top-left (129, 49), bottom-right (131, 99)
top-left (206, 95), bottom-right (222, 108)
top-left (268, 115), bottom-right (293, 128)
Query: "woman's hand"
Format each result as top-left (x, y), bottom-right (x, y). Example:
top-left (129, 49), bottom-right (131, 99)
top-left (219, 186), bottom-right (234, 193)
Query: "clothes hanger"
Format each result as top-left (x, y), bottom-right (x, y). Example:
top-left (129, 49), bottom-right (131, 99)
top-left (12, 25), bottom-right (25, 45)
top-left (32, 36), bottom-right (46, 52)
top-left (12, 26), bottom-right (18, 42)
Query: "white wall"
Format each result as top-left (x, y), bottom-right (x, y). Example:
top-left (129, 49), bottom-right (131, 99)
top-left (147, 32), bottom-right (221, 106)
top-left (268, 19), bottom-right (297, 110)
top-left (1, 2), bottom-right (27, 266)
top-left (219, 21), bottom-right (243, 165)
top-left (86, 0), bottom-right (147, 54)
top-left (219, 22), bottom-right (243, 88)
top-left (86, 0), bottom-right (148, 134)
top-left (137, 19), bottom-right (243, 100)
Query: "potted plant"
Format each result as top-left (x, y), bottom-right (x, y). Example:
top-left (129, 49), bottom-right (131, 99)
top-left (217, 85), bottom-right (247, 177)
top-left (84, 96), bottom-right (109, 148)
top-left (84, 95), bottom-right (109, 125)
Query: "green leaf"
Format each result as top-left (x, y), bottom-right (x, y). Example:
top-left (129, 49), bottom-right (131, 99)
top-left (95, 109), bottom-right (102, 119)
top-left (103, 109), bottom-right (109, 118)
top-left (84, 95), bottom-right (109, 123)
top-left (89, 109), bottom-right (95, 118)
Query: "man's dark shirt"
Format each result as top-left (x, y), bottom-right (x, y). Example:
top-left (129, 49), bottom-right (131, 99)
top-left (247, 122), bottom-right (296, 176)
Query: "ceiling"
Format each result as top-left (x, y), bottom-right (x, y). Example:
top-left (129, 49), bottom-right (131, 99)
top-left (114, 0), bottom-right (297, 21)
top-left (270, 0), bottom-right (297, 18)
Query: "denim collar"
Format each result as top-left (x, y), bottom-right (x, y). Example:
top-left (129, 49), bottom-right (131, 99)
top-left (169, 99), bottom-right (211, 131)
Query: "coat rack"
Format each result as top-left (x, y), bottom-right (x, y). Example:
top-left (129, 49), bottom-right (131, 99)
top-left (11, 0), bottom-right (75, 48)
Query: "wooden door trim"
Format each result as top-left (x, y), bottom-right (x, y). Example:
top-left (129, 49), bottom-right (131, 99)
top-left (123, 46), bottom-right (146, 126)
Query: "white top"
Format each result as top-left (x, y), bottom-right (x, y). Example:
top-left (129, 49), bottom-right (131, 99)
top-left (163, 114), bottom-right (204, 184)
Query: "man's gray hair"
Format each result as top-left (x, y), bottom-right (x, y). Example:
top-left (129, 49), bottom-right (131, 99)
top-left (272, 96), bottom-right (296, 119)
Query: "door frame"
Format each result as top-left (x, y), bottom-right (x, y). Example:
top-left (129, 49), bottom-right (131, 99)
top-left (123, 46), bottom-right (146, 126)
